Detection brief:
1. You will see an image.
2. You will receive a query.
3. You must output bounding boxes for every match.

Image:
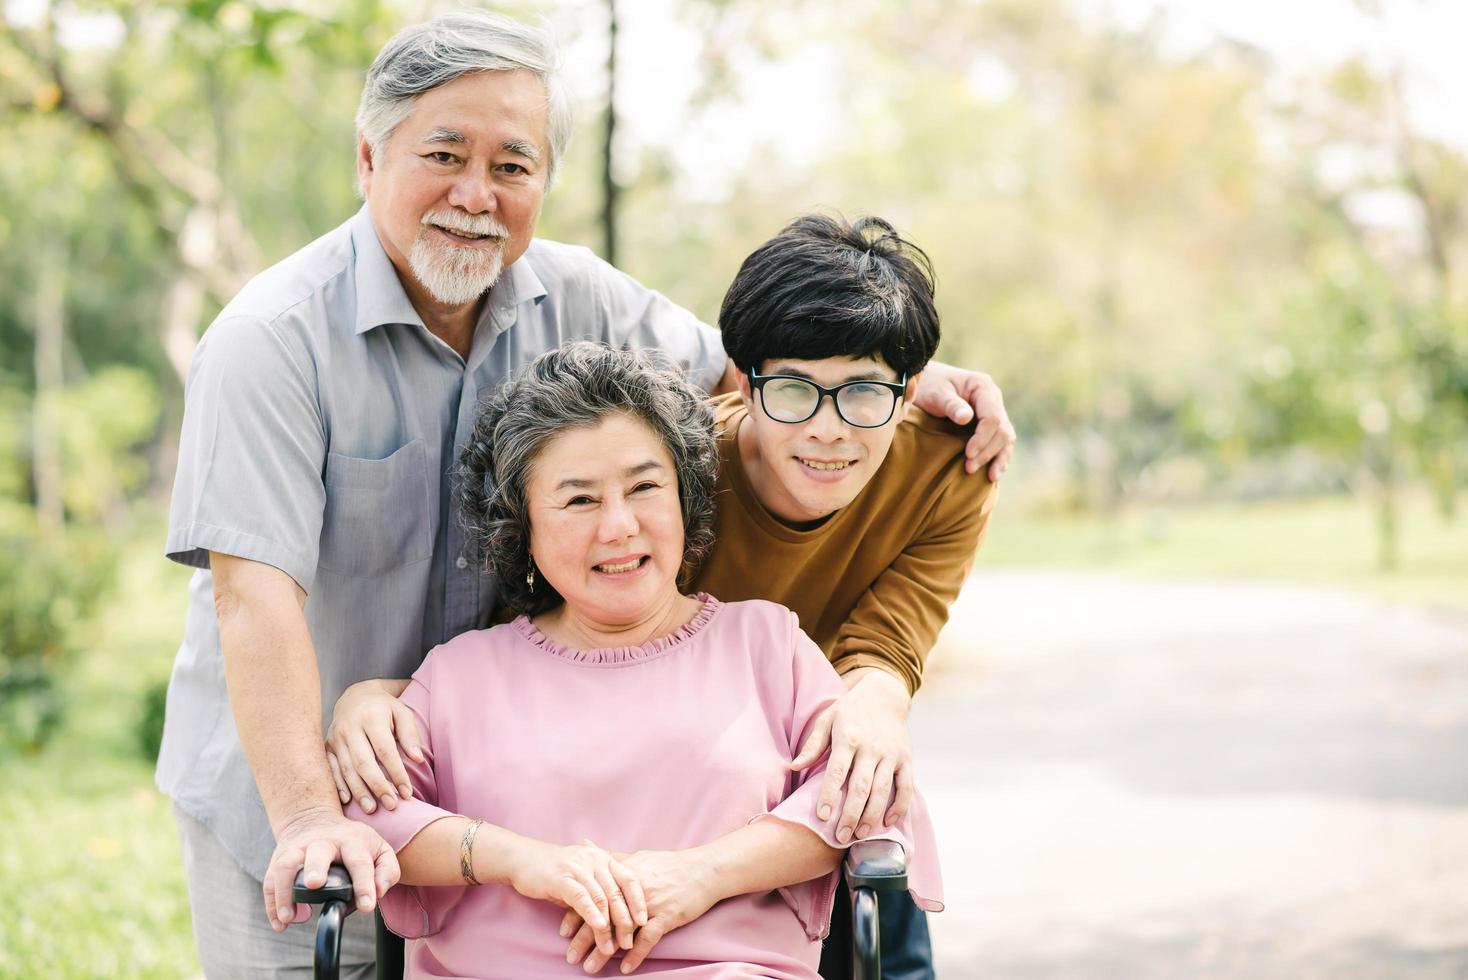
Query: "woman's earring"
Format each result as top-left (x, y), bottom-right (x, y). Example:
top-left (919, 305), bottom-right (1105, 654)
top-left (526, 565), bottom-right (535, 593)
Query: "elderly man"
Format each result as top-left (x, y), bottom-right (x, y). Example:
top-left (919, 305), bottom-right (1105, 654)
top-left (160, 10), bottom-right (1013, 977)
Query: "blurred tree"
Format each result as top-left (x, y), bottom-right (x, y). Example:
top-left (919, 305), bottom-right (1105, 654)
top-left (0, 0), bottom-right (394, 745)
top-left (46, 366), bottom-right (161, 530)
top-left (601, 0), bottom-right (619, 264)
top-left (1, 0), bottom-right (395, 386)
top-left (0, 506), bottom-right (114, 751)
top-left (738, 0), bottom-right (1291, 511)
top-left (0, 0), bottom-right (1462, 580)
top-left (1243, 48), bottom-right (1468, 566)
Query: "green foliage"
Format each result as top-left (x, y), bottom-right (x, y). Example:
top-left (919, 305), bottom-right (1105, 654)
top-left (47, 367), bottom-right (162, 522)
top-left (2, 0), bottom-right (1456, 525)
top-left (0, 512), bottom-right (116, 752)
top-left (1, 529), bottom-right (195, 977)
top-left (138, 677), bottom-right (169, 763)
top-left (0, 0), bottom-right (1464, 556)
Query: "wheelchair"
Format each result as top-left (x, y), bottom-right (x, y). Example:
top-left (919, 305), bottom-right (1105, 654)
top-left (295, 838), bottom-right (909, 980)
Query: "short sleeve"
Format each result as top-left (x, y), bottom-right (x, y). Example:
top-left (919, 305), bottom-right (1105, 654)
top-left (752, 614), bottom-right (944, 939)
top-left (346, 658), bottom-right (467, 939)
top-left (595, 264), bottom-right (727, 392)
top-left (164, 315), bottom-right (327, 592)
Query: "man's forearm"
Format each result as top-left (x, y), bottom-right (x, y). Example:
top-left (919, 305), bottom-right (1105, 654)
top-left (213, 553), bottom-right (340, 835)
top-left (693, 820), bottom-right (841, 904)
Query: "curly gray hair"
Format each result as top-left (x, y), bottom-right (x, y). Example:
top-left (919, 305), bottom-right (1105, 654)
top-left (456, 342), bottom-right (718, 616)
top-left (356, 10), bottom-right (573, 187)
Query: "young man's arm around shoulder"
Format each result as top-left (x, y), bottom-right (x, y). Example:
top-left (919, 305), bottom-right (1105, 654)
top-left (791, 466), bottom-right (998, 844)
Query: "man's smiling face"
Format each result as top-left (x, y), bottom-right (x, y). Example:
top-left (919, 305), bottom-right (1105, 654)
top-left (357, 69), bottom-right (549, 313)
top-left (735, 355), bottom-right (918, 526)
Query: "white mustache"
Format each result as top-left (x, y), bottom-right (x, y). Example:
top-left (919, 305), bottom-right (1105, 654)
top-left (421, 209), bottom-right (509, 239)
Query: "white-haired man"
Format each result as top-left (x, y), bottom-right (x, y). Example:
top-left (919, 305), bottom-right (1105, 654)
top-left (160, 10), bottom-right (1013, 976)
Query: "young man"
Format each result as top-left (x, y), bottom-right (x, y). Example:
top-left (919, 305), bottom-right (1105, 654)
top-left (691, 213), bottom-right (994, 979)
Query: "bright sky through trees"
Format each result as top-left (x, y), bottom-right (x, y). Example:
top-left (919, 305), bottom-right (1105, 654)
top-left (1095, 0), bottom-right (1467, 149)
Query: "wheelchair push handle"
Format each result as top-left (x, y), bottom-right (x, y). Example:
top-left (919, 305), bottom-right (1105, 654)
top-left (293, 865), bottom-right (355, 980)
top-left (845, 839), bottom-right (908, 980)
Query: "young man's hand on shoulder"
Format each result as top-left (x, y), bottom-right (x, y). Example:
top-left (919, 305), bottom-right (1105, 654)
top-left (913, 362), bottom-right (1016, 481)
top-left (790, 666), bottom-right (914, 842)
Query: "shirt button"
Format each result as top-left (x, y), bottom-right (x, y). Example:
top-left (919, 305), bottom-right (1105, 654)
top-left (455, 556), bottom-right (468, 570)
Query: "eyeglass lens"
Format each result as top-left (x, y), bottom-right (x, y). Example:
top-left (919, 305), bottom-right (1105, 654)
top-left (761, 378), bottom-right (897, 427)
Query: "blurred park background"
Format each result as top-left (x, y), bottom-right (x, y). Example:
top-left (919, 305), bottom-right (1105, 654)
top-left (2, 0), bottom-right (1466, 975)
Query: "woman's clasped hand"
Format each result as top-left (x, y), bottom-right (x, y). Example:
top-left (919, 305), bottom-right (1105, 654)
top-left (555, 848), bottom-right (717, 973)
top-left (507, 838), bottom-right (648, 961)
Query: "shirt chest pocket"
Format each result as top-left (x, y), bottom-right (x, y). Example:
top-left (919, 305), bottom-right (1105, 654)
top-left (319, 438), bottom-right (432, 576)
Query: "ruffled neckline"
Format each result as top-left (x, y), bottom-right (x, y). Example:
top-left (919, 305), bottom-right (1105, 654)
top-left (512, 594), bottom-right (723, 666)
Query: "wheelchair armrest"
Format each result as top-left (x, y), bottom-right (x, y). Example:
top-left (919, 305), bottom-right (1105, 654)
top-left (293, 864), bottom-right (356, 906)
top-left (844, 839), bottom-right (907, 892)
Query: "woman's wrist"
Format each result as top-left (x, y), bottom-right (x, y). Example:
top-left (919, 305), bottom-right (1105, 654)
top-left (460, 819), bottom-right (486, 884)
top-left (695, 822), bottom-right (841, 902)
top-left (472, 822), bottom-right (537, 888)
top-left (368, 677), bottom-right (411, 697)
top-left (683, 841), bottom-right (734, 906)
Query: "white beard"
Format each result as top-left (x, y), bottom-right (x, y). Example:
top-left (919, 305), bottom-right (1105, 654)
top-left (409, 232), bottom-right (505, 306)
top-left (409, 210), bottom-right (511, 306)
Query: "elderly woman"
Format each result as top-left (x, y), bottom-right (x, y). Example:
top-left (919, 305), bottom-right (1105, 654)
top-left (344, 342), bottom-right (940, 978)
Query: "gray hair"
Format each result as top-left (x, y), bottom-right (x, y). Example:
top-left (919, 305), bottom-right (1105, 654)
top-left (356, 10), bottom-right (573, 186)
top-left (456, 342), bottom-right (719, 617)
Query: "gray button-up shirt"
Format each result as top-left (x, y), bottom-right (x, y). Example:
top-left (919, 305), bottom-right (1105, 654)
top-left (159, 206), bottom-right (725, 878)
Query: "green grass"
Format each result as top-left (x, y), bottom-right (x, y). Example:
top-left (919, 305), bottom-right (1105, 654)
top-left (1, 531), bottom-right (197, 979)
top-left (2, 493), bottom-right (1463, 977)
top-left (979, 492), bottom-right (1468, 613)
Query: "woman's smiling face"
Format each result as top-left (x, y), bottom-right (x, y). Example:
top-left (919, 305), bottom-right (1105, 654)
top-left (525, 413), bottom-right (686, 625)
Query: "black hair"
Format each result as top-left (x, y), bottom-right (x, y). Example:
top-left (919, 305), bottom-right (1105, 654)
top-left (717, 213), bottom-right (940, 378)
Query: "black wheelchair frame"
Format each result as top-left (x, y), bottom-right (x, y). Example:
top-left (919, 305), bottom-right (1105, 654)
top-left (294, 838), bottom-right (909, 980)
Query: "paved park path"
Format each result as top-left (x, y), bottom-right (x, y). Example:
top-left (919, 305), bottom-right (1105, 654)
top-left (912, 571), bottom-right (1468, 979)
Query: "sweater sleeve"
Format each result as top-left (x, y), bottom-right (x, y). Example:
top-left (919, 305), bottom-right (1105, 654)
top-left (829, 463), bottom-right (997, 694)
top-left (752, 613), bottom-right (944, 939)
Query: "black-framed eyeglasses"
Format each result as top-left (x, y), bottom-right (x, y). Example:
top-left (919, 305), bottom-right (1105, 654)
top-left (747, 370), bottom-right (908, 428)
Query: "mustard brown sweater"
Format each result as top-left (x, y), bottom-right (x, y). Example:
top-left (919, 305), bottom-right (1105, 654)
top-left (690, 393), bottom-right (996, 694)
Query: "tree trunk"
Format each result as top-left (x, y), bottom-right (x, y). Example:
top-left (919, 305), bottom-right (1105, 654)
top-left (160, 205), bottom-right (218, 383)
top-left (1429, 447), bottom-right (1457, 522)
top-left (32, 238), bottom-right (66, 531)
top-left (601, 0), bottom-right (620, 267)
top-left (1377, 479), bottom-right (1400, 572)
top-left (1370, 434), bottom-right (1401, 572)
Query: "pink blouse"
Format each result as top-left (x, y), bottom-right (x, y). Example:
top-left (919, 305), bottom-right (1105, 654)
top-left (351, 596), bottom-right (942, 979)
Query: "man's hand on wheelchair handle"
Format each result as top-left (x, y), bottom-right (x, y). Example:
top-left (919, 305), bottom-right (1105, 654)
top-left (790, 667), bottom-right (914, 843)
top-left (263, 805), bottom-right (399, 931)
top-left (326, 678), bottom-right (417, 815)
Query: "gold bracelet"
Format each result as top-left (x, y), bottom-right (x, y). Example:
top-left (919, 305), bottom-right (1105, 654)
top-left (460, 819), bottom-right (485, 886)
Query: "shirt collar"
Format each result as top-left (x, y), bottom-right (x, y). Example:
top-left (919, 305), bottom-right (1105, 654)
top-left (351, 206), bottom-right (425, 335)
top-left (351, 205), bottom-right (548, 337)
top-left (483, 239), bottom-right (548, 326)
